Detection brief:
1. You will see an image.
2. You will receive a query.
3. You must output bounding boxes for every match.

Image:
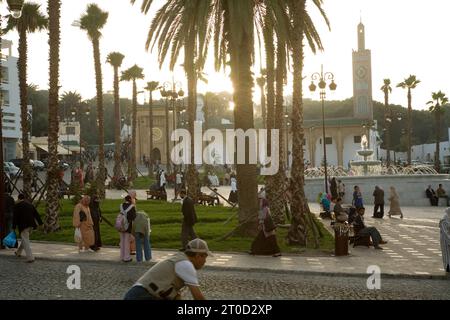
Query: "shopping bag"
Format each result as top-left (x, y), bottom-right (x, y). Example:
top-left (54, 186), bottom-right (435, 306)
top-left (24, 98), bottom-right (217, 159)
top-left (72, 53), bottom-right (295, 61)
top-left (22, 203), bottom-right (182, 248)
top-left (2, 231), bottom-right (17, 248)
top-left (74, 228), bottom-right (82, 244)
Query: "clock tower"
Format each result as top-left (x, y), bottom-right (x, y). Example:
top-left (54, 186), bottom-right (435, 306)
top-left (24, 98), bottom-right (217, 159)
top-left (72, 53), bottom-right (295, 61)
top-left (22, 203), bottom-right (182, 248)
top-left (352, 20), bottom-right (373, 120)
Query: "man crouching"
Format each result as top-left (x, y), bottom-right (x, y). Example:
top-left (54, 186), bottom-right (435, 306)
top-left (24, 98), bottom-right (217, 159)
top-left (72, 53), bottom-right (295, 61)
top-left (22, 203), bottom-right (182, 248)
top-left (124, 238), bottom-right (211, 300)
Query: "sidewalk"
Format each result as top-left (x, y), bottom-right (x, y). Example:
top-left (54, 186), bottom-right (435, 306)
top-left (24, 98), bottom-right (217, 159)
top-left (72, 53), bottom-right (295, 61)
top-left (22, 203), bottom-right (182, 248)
top-left (1, 202), bottom-right (448, 280)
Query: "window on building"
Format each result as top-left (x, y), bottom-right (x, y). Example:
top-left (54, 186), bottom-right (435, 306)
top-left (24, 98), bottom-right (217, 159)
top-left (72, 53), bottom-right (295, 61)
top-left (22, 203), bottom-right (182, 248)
top-left (354, 136), bottom-right (361, 143)
top-left (66, 126), bottom-right (75, 135)
top-left (1, 91), bottom-right (9, 106)
top-left (325, 137), bottom-right (332, 145)
top-left (1, 67), bottom-right (8, 83)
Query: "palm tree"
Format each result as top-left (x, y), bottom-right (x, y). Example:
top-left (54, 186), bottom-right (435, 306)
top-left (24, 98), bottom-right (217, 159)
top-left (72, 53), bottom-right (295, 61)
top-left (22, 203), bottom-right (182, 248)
top-left (287, 0), bottom-right (330, 246)
top-left (132, 0), bottom-right (213, 202)
top-left (106, 52), bottom-right (125, 183)
top-left (427, 91), bottom-right (448, 172)
top-left (121, 64), bottom-right (144, 181)
top-left (3, 2), bottom-right (48, 199)
top-left (144, 81), bottom-right (159, 178)
top-left (44, 0), bottom-right (61, 233)
top-left (256, 72), bottom-right (266, 128)
top-left (380, 79), bottom-right (392, 166)
top-left (397, 75), bottom-right (420, 165)
top-left (60, 91), bottom-right (82, 120)
top-left (77, 3), bottom-right (108, 198)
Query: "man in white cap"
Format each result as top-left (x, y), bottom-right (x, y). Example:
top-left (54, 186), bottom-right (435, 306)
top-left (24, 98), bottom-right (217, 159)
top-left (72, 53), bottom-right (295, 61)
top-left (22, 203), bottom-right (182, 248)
top-left (439, 207), bottom-right (450, 273)
top-left (124, 238), bottom-right (211, 300)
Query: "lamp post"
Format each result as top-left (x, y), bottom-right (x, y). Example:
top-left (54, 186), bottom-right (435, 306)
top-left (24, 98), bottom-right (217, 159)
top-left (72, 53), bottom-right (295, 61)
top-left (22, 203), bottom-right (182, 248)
top-left (1, 0), bottom-right (24, 248)
top-left (284, 107), bottom-right (289, 170)
top-left (309, 65), bottom-right (337, 194)
top-left (385, 110), bottom-right (403, 167)
top-left (160, 79), bottom-right (184, 173)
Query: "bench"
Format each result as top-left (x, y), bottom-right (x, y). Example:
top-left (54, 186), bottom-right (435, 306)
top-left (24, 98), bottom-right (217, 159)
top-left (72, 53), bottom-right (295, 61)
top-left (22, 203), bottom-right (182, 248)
top-left (146, 190), bottom-right (167, 201)
top-left (197, 193), bottom-right (219, 206)
top-left (349, 225), bottom-right (372, 248)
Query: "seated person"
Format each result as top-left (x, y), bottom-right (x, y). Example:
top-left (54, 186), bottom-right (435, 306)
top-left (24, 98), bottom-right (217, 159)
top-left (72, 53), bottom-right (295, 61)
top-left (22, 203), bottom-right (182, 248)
top-left (353, 207), bottom-right (387, 250)
top-left (436, 184), bottom-right (450, 206)
top-left (426, 185), bottom-right (439, 206)
top-left (208, 188), bottom-right (220, 206)
top-left (333, 197), bottom-right (348, 221)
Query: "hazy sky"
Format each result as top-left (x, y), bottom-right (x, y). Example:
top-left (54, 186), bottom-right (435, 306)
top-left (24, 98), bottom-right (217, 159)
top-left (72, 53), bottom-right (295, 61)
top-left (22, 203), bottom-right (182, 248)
top-left (4, 0), bottom-right (450, 110)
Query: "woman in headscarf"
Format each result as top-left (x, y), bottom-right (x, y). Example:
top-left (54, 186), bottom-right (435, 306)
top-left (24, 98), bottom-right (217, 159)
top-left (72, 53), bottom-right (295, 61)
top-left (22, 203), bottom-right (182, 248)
top-left (388, 186), bottom-right (403, 219)
top-left (73, 195), bottom-right (95, 252)
top-left (439, 207), bottom-right (450, 273)
top-left (250, 198), bottom-right (281, 257)
top-left (89, 195), bottom-right (102, 251)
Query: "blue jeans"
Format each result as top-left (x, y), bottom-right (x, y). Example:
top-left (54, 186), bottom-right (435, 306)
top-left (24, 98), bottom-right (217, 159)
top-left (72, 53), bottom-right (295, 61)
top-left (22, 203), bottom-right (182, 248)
top-left (124, 286), bottom-right (158, 300)
top-left (135, 232), bottom-right (151, 262)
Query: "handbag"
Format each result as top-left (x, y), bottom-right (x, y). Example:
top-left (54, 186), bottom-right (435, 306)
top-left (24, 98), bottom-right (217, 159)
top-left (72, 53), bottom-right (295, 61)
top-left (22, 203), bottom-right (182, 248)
top-left (2, 231), bottom-right (17, 248)
top-left (74, 228), bottom-right (82, 244)
top-left (264, 213), bottom-right (276, 232)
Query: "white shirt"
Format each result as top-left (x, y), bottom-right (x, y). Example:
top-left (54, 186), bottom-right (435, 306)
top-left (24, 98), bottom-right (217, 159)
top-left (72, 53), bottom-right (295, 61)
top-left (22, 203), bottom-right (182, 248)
top-left (160, 172), bottom-right (166, 186)
top-left (174, 260), bottom-right (199, 286)
top-left (231, 178), bottom-right (237, 192)
top-left (176, 173), bottom-right (182, 184)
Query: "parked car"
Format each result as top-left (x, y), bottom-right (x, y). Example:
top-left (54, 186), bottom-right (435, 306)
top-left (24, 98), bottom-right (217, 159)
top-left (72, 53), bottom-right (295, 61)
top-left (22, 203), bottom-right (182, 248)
top-left (4, 162), bottom-right (20, 178)
top-left (33, 160), bottom-right (45, 171)
top-left (42, 159), bottom-right (69, 171)
top-left (9, 158), bottom-right (34, 169)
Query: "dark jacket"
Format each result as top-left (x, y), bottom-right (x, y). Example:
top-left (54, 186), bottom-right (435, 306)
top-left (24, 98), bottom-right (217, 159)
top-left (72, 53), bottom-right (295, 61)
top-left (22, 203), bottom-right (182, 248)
top-left (4, 193), bottom-right (15, 218)
top-left (121, 202), bottom-right (136, 233)
top-left (182, 197), bottom-right (197, 226)
top-left (373, 187), bottom-right (385, 204)
top-left (426, 188), bottom-right (436, 199)
top-left (12, 200), bottom-right (43, 233)
top-left (353, 214), bottom-right (366, 230)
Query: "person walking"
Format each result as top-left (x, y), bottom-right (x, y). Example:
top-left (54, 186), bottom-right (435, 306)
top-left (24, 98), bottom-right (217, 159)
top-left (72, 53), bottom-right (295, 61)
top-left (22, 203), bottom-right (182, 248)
top-left (119, 195), bottom-right (137, 262)
top-left (89, 195), bottom-right (102, 251)
top-left (133, 211), bottom-right (152, 262)
top-left (426, 185), bottom-right (439, 206)
top-left (372, 186), bottom-right (385, 218)
top-left (388, 186), bottom-right (403, 219)
top-left (228, 175), bottom-right (238, 204)
top-left (180, 190), bottom-right (198, 250)
top-left (4, 192), bottom-right (15, 238)
top-left (13, 193), bottom-right (43, 263)
top-left (73, 195), bottom-right (95, 253)
top-left (124, 238), bottom-right (211, 300)
top-left (250, 198), bottom-right (281, 257)
top-left (330, 177), bottom-right (338, 199)
top-left (337, 180), bottom-right (345, 199)
top-left (439, 207), bottom-right (450, 273)
top-left (436, 184), bottom-right (450, 206)
top-left (352, 185), bottom-right (363, 209)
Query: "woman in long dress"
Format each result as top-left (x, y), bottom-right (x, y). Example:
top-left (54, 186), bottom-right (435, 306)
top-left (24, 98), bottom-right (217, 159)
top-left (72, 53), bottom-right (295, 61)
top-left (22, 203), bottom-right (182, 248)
top-left (388, 186), bottom-right (403, 218)
top-left (439, 207), bottom-right (450, 273)
top-left (250, 198), bottom-right (281, 257)
top-left (73, 195), bottom-right (95, 252)
top-left (89, 195), bottom-right (102, 251)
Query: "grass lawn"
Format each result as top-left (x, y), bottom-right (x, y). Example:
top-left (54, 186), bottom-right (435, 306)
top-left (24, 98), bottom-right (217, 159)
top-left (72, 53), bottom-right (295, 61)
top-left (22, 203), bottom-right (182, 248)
top-left (33, 200), bottom-right (334, 255)
top-left (131, 176), bottom-right (156, 189)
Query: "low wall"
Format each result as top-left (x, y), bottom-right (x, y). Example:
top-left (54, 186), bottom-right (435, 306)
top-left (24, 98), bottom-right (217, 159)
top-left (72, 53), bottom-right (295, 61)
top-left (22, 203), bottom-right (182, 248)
top-left (304, 174), bottom-right (450, 207)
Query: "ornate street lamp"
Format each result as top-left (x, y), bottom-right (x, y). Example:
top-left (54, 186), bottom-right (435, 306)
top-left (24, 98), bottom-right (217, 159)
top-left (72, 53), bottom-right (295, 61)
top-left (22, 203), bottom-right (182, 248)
top-left (309, 65), bottom-right (336, 194)
top-left (1, 0), bottom-right (24, 248)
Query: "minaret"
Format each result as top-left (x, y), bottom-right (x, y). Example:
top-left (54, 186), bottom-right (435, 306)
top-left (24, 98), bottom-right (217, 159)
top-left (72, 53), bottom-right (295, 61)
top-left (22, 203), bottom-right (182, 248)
top-left (352, 19), bottom-right (373, 120)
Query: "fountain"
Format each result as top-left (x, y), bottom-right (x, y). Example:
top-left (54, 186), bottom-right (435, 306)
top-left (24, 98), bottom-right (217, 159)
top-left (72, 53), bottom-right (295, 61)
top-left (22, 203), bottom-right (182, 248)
top-left (349, 135), bottom-right (382, 176)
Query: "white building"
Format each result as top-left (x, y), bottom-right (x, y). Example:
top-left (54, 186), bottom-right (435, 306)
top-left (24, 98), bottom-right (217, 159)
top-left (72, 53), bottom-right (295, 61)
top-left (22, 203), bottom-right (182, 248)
top-left (1, 39), bottom-right (21, 161)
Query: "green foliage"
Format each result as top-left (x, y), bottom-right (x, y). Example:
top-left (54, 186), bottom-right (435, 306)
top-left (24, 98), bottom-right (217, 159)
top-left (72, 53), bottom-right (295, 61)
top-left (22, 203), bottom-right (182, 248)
top-left (32, 199), bottom-right (334, 253)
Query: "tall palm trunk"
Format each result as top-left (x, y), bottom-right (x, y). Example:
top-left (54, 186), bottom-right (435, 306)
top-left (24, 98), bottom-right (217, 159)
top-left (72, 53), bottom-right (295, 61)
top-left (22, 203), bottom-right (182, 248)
top-left (231, 32), bottom-right (258, 236)
top-left (130, 80), bottom-right (137, 180)
top-left (18, 27), bottom-right (31, 198)
top-left (384, 92), bottom-right (391, 166)
top-left (268, 38), bottom-right (287, 225)
top-left (186, 68), bottom-right (198, 200)
top-left (435, 111), bottom-right (441, 172)
top-left (258, 81), bottom-right (266, 128)
top-left (112, 65), bottom-right (123, 180)
top-left (148, 90), bottom-right (154, 178)
top-left (287, 0), bottom-right (309, 246)
top-left (92, 37), bottom-right (105, 197)
top-left (407, 88), bottom-right (412, 165)
top-left (44, 0), bottom-right (61, 233)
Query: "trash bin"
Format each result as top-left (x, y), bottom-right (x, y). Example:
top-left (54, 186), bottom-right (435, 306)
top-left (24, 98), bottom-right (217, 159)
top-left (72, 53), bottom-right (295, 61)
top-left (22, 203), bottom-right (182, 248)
top-left (333, 223), bottom-right (349, 256)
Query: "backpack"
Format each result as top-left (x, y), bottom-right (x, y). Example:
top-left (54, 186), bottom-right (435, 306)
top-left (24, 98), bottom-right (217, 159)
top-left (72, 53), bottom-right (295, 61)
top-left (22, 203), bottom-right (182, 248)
top-left (115, 204), bottom-right (134, 232)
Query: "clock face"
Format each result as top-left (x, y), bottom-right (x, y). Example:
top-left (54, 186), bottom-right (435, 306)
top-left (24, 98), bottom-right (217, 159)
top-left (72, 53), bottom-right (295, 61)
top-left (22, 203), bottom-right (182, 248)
top-left (152, 128), bottom-right (162, 142)
top-left (356, 66), bottom-right (367, 79)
